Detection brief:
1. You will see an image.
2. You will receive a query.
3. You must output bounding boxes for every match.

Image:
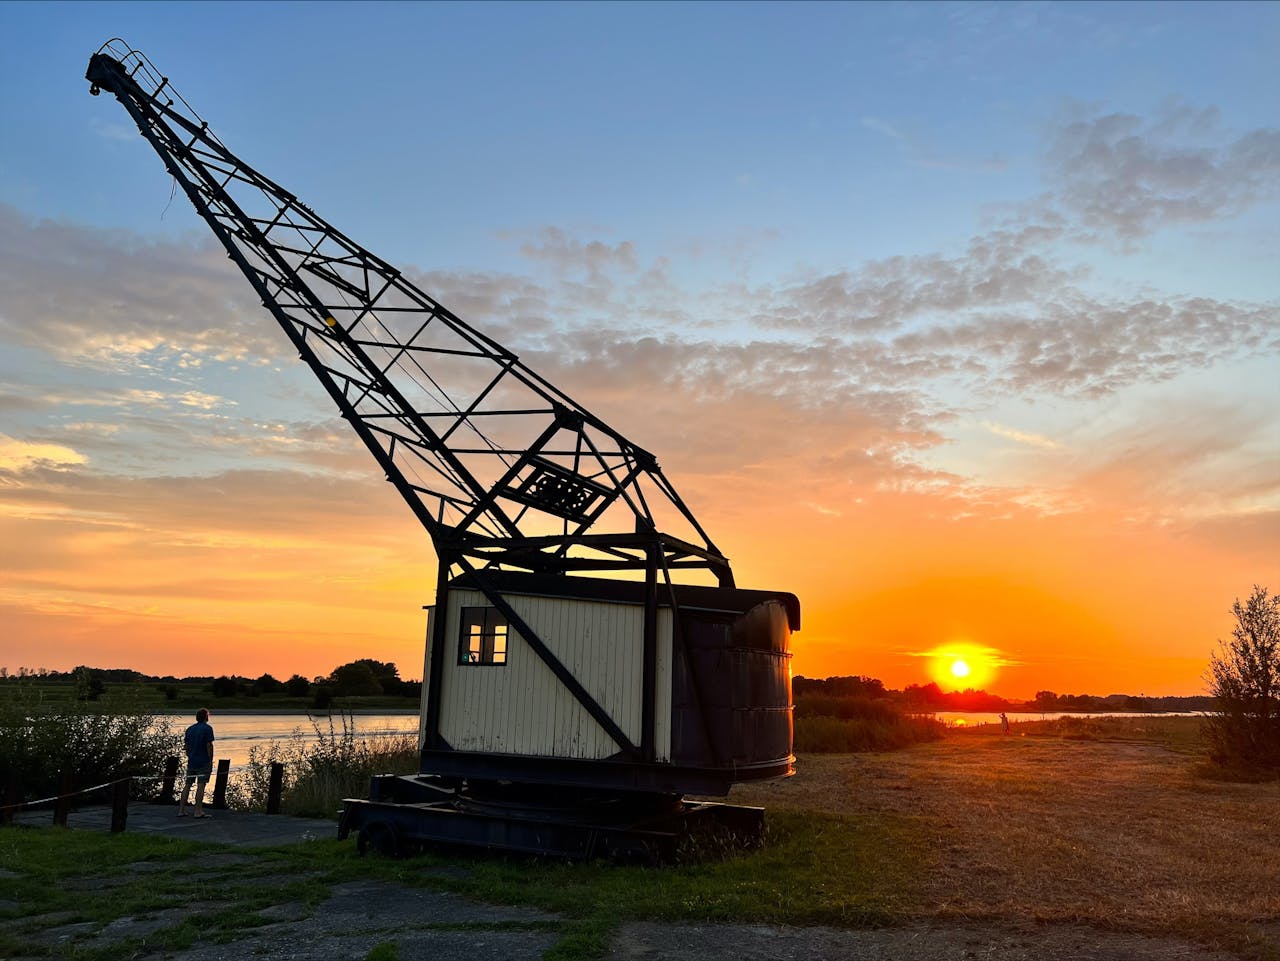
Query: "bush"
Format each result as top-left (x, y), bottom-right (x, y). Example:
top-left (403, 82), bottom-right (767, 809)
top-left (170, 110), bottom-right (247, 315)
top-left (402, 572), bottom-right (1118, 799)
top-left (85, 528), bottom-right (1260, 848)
top-left (229, 711), bottom-right (418, 818)
top-left (795, 694), bottom-right (901, 724)
top-left (0, 681), bottom-right (177, 803)
top-left (1205, 585), bottom-right (1280, 776)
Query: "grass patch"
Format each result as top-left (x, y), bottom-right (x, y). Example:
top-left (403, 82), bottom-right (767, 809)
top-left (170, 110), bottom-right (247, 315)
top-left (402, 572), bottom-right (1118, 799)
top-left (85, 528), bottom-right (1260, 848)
top-left (365, 942), bottom-right (401, 961)
top-left (734, 737), bottom-right (1280, 961)
top-left (0, 828), bottom-right (335, 960)
top-left (419, 809), bottom-right (925, 928)
top-left (971, 713), bottom-right (1208, 754)
top-left (0, 804), bottom-right (928, 961)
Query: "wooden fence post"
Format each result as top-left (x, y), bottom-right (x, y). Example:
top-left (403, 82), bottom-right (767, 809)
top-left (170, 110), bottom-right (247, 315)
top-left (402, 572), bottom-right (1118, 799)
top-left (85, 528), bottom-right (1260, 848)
top-left (53, 771), bottom-right (73, 827)
top-left (266, 762), bottom-right (284, 815)
top-left (211, 759), bottom-right (230, 810)
top-left (110, 778), bottom-right (131, 833)
top-left (1, 780), bottom-right (19, 826)
top-left (160, 756), bottom-right (179, 804)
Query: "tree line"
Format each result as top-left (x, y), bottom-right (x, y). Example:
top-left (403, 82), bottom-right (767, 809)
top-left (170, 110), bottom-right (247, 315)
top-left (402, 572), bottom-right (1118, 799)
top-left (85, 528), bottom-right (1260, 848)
top-left (0, 659), bottom-right (422, 708)
top-left (792, 674), bottom-right (1214, 713)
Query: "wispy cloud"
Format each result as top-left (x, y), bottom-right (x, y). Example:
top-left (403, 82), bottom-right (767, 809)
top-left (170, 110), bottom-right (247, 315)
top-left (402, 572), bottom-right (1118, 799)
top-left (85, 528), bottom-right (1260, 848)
top-left (982, 422), bottom-right (1061, 450)
top-left (861, 114), bottom-right (1007, 174)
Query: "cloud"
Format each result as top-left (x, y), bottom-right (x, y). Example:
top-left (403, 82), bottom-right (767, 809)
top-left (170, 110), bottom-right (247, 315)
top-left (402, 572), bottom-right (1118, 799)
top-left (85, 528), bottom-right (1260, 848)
top-left (982, 422), bottom-right (1061, 450)
top-left (747, 223), bottom-right (1076, 334)
top-left (1067, 397), bottom-right (1280, 521)
top-left (0, 434), bottom-right (87, 473)
top-left (1045, 101), bottom-right (1280, 238)
top-left (0, 203), bottom-right (282, 370)
top-left (860, 114), bottom-right (1007, 174)
top-left (519, 226), bottom-right (639, 276)
top-left (896, 293), bottom-right (1278, 398)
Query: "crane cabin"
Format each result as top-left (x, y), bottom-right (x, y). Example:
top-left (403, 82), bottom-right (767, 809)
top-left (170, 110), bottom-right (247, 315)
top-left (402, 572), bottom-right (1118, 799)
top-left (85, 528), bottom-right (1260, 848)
top-left (423, 570), bottom-right (797, 796)
top-left (87, 39), bottom-right (798, 858)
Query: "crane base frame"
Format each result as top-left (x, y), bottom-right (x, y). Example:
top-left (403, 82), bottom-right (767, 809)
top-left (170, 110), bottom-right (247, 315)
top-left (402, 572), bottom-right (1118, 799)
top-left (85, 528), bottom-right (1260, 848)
top-left (336, 774), bottom-right (765, 863)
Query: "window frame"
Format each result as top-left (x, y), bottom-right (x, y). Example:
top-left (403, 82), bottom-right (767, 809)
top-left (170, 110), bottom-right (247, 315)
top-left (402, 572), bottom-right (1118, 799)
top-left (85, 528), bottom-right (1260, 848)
top-left (458, 606), bottom-right (509, 666)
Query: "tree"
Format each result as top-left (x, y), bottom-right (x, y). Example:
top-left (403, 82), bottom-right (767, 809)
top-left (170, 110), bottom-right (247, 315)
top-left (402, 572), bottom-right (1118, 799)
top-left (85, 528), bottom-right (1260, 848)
top-left (284, 674), bottom-right (311, 697)
top-left (210, 675), bottom-right (239, 698)
top-left (329, 661), bottom-right (384, 697)
top-left (253, 673), bottom-right (284, 695)
top-left (73, 666), bottom-right (106, 702)
top-left (1205, 585), bottom-right (1280, 774)
top-left (328, 659), bottom-right (402, 697)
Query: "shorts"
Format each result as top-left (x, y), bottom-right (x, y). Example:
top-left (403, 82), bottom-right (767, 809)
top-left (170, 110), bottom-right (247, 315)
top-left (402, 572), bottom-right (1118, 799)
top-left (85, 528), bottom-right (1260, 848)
top-left (185, 761), bottom-right (213, 782)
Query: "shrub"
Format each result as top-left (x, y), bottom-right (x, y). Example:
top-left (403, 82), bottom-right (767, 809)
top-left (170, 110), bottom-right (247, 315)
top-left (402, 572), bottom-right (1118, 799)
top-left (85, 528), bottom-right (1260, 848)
top-left (0, 681), bottom-right (177, 803)
top-left (794, 695), bottom-right (946, 752)
top-left (1205, 585), bottom-right (1280, 776)
top-left (228, 711), bottom-right (418, 818)
top-left (795, 694), bottom-right (901, 724)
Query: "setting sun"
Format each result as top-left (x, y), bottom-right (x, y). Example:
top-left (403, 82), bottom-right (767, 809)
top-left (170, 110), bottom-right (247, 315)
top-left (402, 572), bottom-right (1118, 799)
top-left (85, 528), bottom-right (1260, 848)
top-left (925, 642), bottom-right (1001, 691)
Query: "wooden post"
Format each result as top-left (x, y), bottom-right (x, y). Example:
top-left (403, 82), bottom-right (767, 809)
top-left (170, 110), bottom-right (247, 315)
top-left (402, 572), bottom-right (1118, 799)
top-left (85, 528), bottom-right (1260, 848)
top-left (110, 778), bottom-right (130, 833)
top-left (211, 758), bottom-right (230, 810)
top-left (160, 756), bottom-right (179, 804)
top-left (53, 771), bottom-right (73, 827)
top-left (1, 780), bottom-right (19, 826)
top-left (266, 762), bottom-right (284, 815)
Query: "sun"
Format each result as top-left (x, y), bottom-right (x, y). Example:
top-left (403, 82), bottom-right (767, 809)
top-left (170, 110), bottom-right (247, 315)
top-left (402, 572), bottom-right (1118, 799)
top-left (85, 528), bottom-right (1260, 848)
top-left (926, 641), bottom-right (998, 690)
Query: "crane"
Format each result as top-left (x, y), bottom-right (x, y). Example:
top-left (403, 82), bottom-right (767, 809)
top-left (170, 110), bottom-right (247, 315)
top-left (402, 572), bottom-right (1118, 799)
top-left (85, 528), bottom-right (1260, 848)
top-left (87, 39), bottom-right (797, 860)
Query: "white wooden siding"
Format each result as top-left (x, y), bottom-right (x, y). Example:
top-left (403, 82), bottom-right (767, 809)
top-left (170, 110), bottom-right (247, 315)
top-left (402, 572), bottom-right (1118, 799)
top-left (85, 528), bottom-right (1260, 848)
top-left (418, 605), bottom-right (435, 754)
top-left (438, 589), bottom-right (673, 762)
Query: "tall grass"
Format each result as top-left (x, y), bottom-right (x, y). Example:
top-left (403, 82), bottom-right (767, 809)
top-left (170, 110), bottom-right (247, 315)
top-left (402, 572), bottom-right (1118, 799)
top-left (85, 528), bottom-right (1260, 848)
top-left (793, 694), bottom-right (946, 752)
top-left (229, 711), bottom-right (419, 818)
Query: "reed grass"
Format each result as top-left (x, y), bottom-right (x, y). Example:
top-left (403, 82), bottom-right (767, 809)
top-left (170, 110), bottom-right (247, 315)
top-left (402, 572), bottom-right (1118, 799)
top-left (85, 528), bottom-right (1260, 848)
top-left (229, 711), bottom-right (418, 817)
top-left (793, 694), bottom-right (947, 752)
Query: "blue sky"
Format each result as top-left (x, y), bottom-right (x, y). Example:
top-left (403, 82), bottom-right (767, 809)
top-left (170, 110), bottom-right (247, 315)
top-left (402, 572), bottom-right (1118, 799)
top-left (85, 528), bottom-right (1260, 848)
top-left (0, 1), bottom-right (1276, 693)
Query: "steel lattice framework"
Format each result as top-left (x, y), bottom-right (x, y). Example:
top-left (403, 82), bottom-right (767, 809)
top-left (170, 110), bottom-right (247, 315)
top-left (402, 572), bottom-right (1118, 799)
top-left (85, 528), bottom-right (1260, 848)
top-left (87, 40), bottom-right (733, 588)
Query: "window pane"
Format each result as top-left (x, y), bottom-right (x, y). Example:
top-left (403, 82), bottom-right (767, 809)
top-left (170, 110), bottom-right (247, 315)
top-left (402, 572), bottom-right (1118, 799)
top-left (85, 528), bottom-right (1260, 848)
top-left (458, 606), bottom-right (509, 666)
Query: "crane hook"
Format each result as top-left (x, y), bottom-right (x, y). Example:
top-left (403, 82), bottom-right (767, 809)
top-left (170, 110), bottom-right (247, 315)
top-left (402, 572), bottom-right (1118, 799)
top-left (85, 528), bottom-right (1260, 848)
top-left (90, 83), bottom-right (101, 96)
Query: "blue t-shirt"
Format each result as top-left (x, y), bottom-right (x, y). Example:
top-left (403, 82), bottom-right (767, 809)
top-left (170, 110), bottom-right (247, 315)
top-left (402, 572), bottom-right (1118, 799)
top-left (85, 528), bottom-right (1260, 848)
top-left (184, 721), bottom-right (215, 766)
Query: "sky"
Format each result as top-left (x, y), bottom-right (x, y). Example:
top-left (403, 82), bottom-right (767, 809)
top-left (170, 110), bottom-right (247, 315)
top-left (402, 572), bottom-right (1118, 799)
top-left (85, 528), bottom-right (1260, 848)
top-left (0, 1), bottom-right (1276, 698)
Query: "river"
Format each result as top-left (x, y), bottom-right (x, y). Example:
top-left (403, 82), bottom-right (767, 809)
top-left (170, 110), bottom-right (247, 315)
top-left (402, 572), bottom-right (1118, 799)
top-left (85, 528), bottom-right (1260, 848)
top-left (165, 709), bottom-right (1203, 770)
top-left (162, 711), bottom-right (420, 769)
top-left (931, 710), bottom-right (1202, 727)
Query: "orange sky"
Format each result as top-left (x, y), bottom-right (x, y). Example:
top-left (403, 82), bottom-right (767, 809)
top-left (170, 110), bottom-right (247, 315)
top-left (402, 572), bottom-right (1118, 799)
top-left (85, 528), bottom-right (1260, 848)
top-left (1, 440), bottom-right (1272, 697)
top-left (1, 12), bottom-right (1277, 699)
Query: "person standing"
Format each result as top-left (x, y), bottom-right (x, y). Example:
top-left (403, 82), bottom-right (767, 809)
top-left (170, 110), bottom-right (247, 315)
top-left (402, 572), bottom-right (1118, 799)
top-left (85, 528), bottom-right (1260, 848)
top-left (1000, 711), bottom-right (1010, 734)
top-left (179, 708), bottom-right (215, 818)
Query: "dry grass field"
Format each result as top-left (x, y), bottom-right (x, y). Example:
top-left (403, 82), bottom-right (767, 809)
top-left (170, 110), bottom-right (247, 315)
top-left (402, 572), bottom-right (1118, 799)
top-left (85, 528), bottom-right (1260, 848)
top-left (729, 717), bottom-right (1280, 959)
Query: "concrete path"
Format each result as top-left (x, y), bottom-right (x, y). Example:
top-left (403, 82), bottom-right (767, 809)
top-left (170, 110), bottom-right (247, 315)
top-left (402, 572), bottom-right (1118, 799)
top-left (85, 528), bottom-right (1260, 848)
top-left (13, 800), bottom-right (337, 847)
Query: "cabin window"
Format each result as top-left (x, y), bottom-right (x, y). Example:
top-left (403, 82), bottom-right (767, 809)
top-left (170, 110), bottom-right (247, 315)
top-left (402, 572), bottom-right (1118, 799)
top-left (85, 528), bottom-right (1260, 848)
top-left (459, 607), bottom-right (508, 665)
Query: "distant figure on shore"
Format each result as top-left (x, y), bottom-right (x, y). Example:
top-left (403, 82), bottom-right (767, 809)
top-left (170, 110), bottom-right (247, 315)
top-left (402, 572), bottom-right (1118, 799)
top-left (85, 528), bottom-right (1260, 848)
top-left (1000, 711), bottom-right (1010, 734)
top-left (179, 708), bottom-right (215, 818)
